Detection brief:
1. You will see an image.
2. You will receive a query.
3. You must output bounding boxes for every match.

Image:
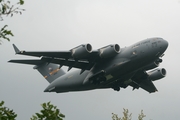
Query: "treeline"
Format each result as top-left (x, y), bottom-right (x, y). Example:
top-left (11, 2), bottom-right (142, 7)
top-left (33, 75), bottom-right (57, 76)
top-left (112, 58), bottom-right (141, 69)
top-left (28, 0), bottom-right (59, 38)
top-left (0, 101), bottom-right (147, 120)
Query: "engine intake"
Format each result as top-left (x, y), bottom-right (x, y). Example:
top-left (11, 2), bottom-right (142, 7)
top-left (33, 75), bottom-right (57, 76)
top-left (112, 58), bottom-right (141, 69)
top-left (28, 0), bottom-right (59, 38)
top-left (147, 68), bottom-right (166, 81)
top-left (71, 44), bottom-right (92, 59)
top-left (99, 44), bottom-right (120, 58)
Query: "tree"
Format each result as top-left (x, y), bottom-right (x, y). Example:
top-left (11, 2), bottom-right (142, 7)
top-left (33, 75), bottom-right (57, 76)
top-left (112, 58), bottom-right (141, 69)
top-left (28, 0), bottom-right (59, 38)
top-left (30, 102), bottom-right (65, 120)
top-left (0, 101), bottom-right (17, 120)
top-left (1, 101), bottom-right (148, 120)
top-left (138, 110), bottom-right (146, 120)
top-left (0, 0), bottom-right (25, 44)
top-left (112, 108), bottom-right (146, 120)
top-left (0, 101), bottom-right (65, 120)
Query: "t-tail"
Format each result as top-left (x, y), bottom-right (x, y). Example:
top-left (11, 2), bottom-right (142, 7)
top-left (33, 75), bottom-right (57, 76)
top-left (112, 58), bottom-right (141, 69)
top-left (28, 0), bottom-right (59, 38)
top-left (9, 44), bottom-right (65, 83)
top-left (33, 63), bottom-right (65, 83)
top-left (9, 59), bottom-right (66, 83)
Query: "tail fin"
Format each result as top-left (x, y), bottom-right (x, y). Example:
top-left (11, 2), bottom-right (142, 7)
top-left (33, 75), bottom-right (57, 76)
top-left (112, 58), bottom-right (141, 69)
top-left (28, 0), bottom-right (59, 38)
top-left (34, 63), bottom-right (65, 83)
top-left (9, 59), bottom-right (65, 83)
top-left (13, 44), bottom-right (20, 54)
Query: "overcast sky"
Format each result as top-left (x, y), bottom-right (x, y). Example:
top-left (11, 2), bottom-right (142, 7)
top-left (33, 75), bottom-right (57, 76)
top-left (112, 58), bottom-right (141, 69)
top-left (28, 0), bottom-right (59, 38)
top-left (1, 0), bottom-right (180, 119)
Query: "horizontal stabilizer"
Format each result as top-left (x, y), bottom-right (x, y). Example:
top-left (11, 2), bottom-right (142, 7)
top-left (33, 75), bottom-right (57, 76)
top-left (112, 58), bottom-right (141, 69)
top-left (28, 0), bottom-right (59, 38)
top-left (13, 44), bottom-right (20, 54)
top-left (8, 59), bottom-right (45, 65)
top-left (9, 59), bottom-right (65, 83)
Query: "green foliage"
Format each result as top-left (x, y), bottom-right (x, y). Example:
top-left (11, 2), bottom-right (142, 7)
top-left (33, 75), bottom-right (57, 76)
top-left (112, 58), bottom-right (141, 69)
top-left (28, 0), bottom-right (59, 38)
top-left (0, 0), bottom-right (25, 44)
top-left (0, 100), bottom-right (147, 120)
top-left (112, 109), bottom-right (146, 120)
top-left (0, 25), bottom-right (13, 44)
top-left (138, 110), bottom-right (146, 120)
top-left (30, 102), bottom-right (65, 120)
top-left (0, 101), bottom-right (17, 120)
top-left (0, 0), bottom-right (25, 19)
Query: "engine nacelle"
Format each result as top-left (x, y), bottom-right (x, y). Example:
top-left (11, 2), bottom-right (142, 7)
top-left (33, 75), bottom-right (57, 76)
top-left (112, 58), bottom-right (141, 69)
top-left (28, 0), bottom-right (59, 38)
top-left (144, 62), bottom-right (159, 70)
top-left (71, 44), bottom-right (92, 59)
top-left (98, 44), bottom-right (120, 58)
top-left (147, 68), bottom-right (166, 81)
top-left (143, 58), bottom-right (162, 70)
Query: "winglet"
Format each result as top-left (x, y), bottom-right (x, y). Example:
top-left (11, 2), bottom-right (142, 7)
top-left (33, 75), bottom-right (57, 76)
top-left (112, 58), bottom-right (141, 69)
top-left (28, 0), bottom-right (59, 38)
top-left (12, 44), bottom-right (20, 54)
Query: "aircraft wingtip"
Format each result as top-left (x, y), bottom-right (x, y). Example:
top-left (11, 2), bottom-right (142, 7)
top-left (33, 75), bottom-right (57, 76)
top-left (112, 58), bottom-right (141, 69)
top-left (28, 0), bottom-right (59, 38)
top-left (12, 44), bottom-right (20, 54)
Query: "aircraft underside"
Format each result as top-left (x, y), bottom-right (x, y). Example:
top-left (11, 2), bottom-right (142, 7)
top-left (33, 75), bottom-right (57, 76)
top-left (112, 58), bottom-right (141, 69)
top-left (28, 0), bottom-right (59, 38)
top-left (9, 37), bottom-right (168, 93)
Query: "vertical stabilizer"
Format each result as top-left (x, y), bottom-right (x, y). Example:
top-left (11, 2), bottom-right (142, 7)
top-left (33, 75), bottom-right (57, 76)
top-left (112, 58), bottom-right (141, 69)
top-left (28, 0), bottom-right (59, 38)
top-left (34, 63), bottom-right (65, 83)
top-left (12, 44), bottom-right (20, 54)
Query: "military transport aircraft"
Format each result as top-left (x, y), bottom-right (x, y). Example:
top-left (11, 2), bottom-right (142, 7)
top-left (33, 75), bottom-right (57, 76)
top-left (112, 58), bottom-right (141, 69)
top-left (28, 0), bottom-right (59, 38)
top-left (9, 37), bottom-right (168, 93)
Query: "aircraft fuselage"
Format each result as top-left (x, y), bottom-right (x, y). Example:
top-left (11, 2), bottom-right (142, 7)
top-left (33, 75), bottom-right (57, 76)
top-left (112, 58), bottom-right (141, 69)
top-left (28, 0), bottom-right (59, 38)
top-left (44, 37), bottom-right (168, 93)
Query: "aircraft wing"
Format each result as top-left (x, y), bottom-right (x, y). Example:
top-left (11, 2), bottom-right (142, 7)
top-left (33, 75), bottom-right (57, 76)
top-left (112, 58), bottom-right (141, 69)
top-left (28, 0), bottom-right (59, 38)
top-left (138, 80), bottom-right (158, 93)
top-left (9, 58), bottom-right (92, 71)
top-left (13, 44), bottom-right (99, 60)
top-left (11, 44), bottom-right (100, 72)
top-left (15, 50), bottom-right (99, 60)
top-left (130, 70), bottom-right (158, 93)
top-left (41, 57), bottom-right (92, 70)
top-left (9, 59), bottom-right (45, 65)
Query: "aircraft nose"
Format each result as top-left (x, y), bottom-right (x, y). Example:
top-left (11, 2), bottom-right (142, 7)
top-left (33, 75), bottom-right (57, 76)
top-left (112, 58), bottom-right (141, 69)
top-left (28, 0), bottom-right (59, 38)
top-left (162, 39), bottom-right (169, 50)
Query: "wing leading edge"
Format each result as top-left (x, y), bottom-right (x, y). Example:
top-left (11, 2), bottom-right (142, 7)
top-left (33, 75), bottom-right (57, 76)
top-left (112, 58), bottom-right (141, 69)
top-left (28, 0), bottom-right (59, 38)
top-left (12, 44), bottom-right (99, 60)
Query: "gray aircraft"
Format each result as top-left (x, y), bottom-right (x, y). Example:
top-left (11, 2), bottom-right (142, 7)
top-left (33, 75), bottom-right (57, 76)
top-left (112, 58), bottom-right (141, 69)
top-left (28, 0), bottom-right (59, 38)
top-left (9, 37), bottom-right (168, 93)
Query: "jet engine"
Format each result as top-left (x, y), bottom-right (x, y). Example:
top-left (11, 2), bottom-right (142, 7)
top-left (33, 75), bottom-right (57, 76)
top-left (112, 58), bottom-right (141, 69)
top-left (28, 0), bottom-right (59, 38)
top-left (71, 44), bottom-right (92, 59)
top-left (98, 44), bottom-right (120, 58)
top-left (147, 68), bottom-right (166, 81)
top-left (144, 62), bottom-right (159, 70)
top-left (144, 58), bottom-right (162, 70)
